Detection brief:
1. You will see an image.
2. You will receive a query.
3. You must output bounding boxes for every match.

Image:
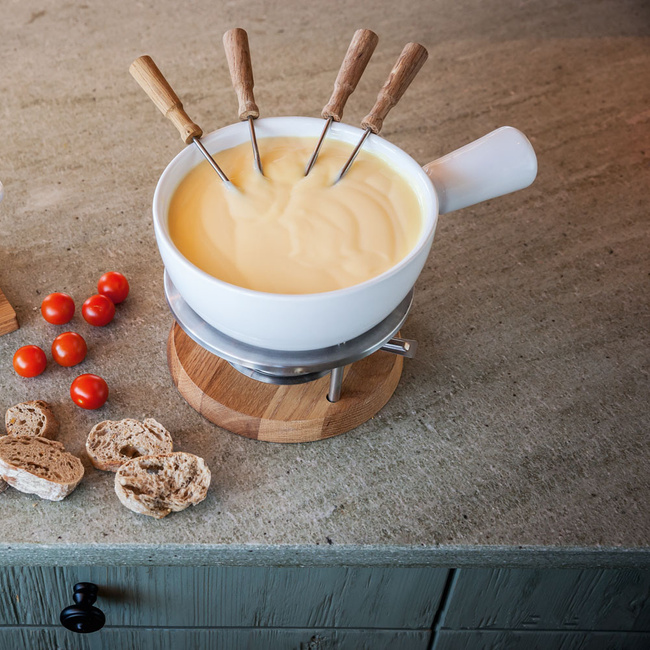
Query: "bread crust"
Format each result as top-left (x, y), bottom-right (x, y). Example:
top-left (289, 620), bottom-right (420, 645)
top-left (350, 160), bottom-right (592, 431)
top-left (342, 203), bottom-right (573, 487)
top-left (2, 401), bottom-right (60, 495)
top-left (115, 452), bottom-right (210, 519)
top-left (5, 400), bottom-right (59, 439)
top-left (86, 418), bottom-right (173, 472)
top-left (0, 436), bottom-right (84, 501)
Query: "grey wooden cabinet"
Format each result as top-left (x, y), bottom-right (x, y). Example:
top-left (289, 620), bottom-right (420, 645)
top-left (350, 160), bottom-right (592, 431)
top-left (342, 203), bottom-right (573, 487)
top-left (1, 566), bottom-right (649, 649)
top-left (0, 566), bottom-right (447, 650)
top-left (0, 629), bottom-right (430, 650)
top-left (434, 568), bottom-right (650, 650)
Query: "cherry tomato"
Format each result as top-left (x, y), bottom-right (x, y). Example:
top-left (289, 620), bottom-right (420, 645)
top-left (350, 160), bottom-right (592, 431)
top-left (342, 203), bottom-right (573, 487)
top-left (97, 271), bottom-right (129, 304)
top-left (41, 292), bottom-right (75, 325)
top-left (13, 345), bottom-right (47, 377)
top-left (51, 331), bottom-right (87, 367)
top-left (82, 294), bottom-right (115, 326)
top-left (70, 373), bottom-right (108, 409)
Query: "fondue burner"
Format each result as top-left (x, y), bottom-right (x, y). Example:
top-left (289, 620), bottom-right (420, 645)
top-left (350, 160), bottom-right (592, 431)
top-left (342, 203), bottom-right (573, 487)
top-left (164, 272), bottom-right (419, 443)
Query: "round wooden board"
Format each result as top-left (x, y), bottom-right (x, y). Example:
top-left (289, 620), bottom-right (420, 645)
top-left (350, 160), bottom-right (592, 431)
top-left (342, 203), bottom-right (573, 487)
top-left (167, 323), bottom-right (403, 443)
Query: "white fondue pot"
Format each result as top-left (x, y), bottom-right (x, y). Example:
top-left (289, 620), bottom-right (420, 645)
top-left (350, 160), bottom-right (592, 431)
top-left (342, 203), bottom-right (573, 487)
top-left (153, 117), bottom-right (536, 351)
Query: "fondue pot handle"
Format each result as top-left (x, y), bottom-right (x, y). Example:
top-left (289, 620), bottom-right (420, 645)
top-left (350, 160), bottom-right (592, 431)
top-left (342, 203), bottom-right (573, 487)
top-left (423, 126), bottom-right (538, 214)
top-left (322, 29), bottom-right (379, 122)
top-left (361, 42), bottom-right (429, 134)
top-left (130, 56), bottom-right (203, 144)
top-left (223, 28), bottom-right (260, 120)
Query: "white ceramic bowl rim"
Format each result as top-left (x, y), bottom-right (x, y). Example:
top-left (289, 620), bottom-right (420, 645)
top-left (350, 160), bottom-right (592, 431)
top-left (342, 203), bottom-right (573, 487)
top-left (152, 116), bottom-right (438, 303)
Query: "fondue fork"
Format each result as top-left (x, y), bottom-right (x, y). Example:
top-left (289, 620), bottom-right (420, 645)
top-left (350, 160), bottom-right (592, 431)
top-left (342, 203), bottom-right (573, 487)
top-left (304, 29), bottom-right (379, 176)
top-left (130, 55), bottom-right (237, 192)
top-left (333, 42), bottom-right (428, 184)
top-left (223, 28), bottom-right (264, 176)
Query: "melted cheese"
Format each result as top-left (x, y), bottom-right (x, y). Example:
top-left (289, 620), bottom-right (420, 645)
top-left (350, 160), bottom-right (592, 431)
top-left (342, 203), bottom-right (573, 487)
top-left (168, 136), bottom-right (422, 294)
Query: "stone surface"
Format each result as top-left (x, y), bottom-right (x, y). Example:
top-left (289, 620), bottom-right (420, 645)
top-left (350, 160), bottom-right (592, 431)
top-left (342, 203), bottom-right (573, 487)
top-left (0, 0), bottom-right (648, 566)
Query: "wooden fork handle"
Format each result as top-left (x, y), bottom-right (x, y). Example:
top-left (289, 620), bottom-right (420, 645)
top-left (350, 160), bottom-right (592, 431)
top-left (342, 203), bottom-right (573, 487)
top-left (129, 55), bottom-right (202, 144)
top-left (361, 42), bottom-right (428, 134)
top-left (322, 29), bottom-right (379, 122)
top-left (223, 28), bottom-right (260, 120)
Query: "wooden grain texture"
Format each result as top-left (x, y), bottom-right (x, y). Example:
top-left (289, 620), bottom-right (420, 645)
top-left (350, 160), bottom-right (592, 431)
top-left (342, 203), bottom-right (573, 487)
top-left (441, 568), bottom-right (650, 631)
top-left (129, 55), bottom-right (202, 144)
top-left (0, 627), bottom-right (431, 650)
top-left (167, 324), bottom-right (404, 443)
top-left (0, 288), bottom-right (18, 337)
top-left (433, 630), bottom-right (650, 650)
top-left (223, 28), bottom-right (259, 120)
top-left (322, 29), bottom-right (379, 121)
top-left (0, 565), bottom-right (448, 628)
top-left (361, 42), bottom-right (428, 134)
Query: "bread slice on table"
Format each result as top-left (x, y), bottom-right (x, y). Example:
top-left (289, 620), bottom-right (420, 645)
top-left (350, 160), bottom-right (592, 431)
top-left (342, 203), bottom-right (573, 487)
top-left (5, 400), bottom-right (59, 439)
top-left (86, 418), bottom-right (173, 472)
top-left (0, 436), bottom-right (84, 501)
top-left (115, 452), bottom-right (210, 519)
top-left (2, 400), bottom-right (59, 493)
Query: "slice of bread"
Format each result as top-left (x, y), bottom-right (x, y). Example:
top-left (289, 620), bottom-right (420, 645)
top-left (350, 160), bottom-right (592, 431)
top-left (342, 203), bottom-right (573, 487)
top-left (2, 401), bottom-right (60, 493)
top-left (5, 401), bottom-right (59, 439)
top-left (115, 452), bottom-right (210, 519)
top-left (86, 418), bottom-right (173, 472)
top-left (0, 436), bottom-right (84, 501)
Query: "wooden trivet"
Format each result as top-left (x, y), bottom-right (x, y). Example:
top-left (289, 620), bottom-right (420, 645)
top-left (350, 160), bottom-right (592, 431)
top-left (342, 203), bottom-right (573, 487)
top-left (0, 288), bottom-right (18, 337)
top-left (167, 323), bottom-right (403, 443)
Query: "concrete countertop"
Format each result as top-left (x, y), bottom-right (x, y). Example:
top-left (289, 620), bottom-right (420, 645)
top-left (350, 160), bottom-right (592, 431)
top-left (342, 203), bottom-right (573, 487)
top-left (0, 0), bottom-right (648, 567)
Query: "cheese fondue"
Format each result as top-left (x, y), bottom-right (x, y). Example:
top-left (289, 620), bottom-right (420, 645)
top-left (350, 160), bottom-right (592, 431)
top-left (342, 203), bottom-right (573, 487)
top-left (168, 137), bottom-right (423, 294)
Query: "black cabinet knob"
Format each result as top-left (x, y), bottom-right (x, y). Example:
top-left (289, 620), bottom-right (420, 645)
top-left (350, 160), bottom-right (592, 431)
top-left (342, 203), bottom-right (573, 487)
top-left (60, 582), bottom-right (106, 634)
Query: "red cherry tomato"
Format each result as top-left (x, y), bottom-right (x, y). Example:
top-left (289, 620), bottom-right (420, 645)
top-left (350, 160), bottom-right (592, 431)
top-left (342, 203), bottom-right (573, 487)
top-left (41, 292), bottom-right (75, 325)
top-left (82, 294), bottom-right (115, 326)
top-left (70, 374), bottom-right (108, 409)
top-left (13, 345), bottom-right (47, 377)
top-left (52, 331), bottom-right (87, 367)
top-left (97, 272), bottom-right (129, 304)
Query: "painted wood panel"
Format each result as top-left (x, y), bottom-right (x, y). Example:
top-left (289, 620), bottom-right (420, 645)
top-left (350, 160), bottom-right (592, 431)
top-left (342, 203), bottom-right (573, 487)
top-left (0, 565), bottom-right (448, 629)
top-left (0, 626), bottom-right (431, 650)
top-left (434, 630), bottom-right (650, 650)
top-left (442, 568), bottom-right (650, 631)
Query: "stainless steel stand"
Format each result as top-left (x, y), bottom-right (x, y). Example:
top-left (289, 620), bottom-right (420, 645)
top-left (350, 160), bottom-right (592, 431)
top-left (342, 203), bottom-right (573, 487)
top-left (164, 272), bottom-right (418, 402)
